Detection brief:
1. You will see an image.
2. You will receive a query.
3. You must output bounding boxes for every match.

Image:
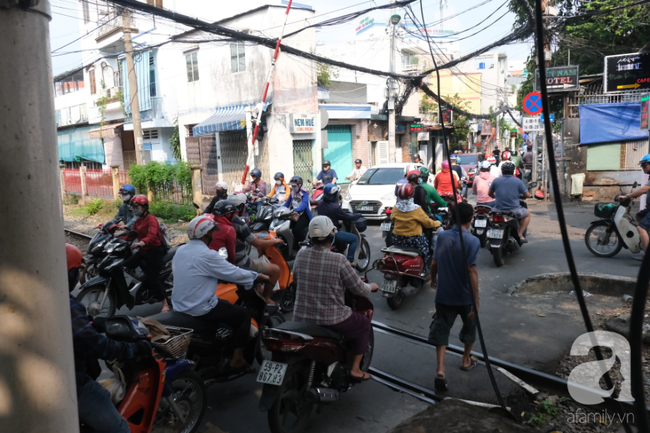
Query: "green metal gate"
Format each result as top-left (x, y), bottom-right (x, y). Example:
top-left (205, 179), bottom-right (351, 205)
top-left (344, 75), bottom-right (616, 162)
top-left (293, 140), bottom-right (314, 183)
top-left (324, 125), bottom-right (353, 180)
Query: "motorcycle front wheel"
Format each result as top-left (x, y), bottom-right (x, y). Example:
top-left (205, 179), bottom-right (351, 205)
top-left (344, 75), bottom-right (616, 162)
top-left (585, 222), bottom-right (623, 258)
top-left (77, 285), bottom-right (116, 318)
top-left (356, 239), bottom-right (371, 272)
top-left (268, 362), bottom-right (313, 433)
top-left (276, 283), bottom-right (296, 313)
top-left (152, 369), bottom-right (207, 433)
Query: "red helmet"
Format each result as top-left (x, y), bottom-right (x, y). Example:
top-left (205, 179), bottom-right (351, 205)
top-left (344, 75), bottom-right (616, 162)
top-left (131, 195), bottom-right (149, 206)
top-left (397, 183), bottom-right (415, 200)
top-left (66, 243), bottom-right (83, 271)
top-left (502, 151), bottom-right (511, 160)
top-left (407, 170), bottom-right (421, 182)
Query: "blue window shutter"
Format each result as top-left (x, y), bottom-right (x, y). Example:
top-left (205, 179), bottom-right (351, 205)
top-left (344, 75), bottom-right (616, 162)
top-left (120, 50), bottom-right (152, 114)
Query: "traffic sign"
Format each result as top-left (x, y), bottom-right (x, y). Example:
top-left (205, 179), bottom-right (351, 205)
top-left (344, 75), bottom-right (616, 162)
top-left (522, 116), bottom-right (543, 132)
top-left (523, 92), bottom-right (543, 115)
top-left (540, 113), bottom-right (555, 123)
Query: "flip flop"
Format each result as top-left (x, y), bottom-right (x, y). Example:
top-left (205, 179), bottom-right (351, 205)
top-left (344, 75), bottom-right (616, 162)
top-left (350, 372), bottom-right (371, 383)
top-left (434, 374), bottom-right (448, 391)
top-left (460, 359), bottom-right (479, 371)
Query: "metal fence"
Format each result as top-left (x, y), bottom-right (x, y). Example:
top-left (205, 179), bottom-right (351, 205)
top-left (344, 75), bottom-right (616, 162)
top-left (85, 169), bottom-right (114, 199)
top-left (63, 169), bottom-right (82, 195)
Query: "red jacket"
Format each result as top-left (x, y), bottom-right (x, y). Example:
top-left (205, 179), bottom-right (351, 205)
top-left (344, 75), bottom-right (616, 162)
top-left (133, 213), bottom-right (161, 252)
top-left (208, 215), bottom-right (237, 264)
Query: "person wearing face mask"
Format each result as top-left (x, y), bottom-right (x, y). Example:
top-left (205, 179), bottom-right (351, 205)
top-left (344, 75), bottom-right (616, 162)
top-left (203, 181), bottom-right (229, 215)
top-left (102, 184), bottom-right (137, 229)
top-left (170, 215), bottom-right (261, 373)
top-left (267, 172), bottom-right (290, 202)
top-left (122, 195), bottom-right (170, 313)
top-left (285, 176), bottom-right (313, 251)
top-left (345, 159), bottom-right (367, 181)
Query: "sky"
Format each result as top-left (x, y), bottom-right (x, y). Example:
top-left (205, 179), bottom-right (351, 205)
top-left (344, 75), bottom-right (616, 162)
top-left (48, 0), bottom-right (533, 76)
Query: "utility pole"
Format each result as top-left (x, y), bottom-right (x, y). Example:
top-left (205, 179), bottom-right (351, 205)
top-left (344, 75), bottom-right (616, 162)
top-left (0, 1), bottom-right (79, 432)
top-left (123, 8), bottom-right (143, 165)
top-left (388, 0), bottom-right (397, 163)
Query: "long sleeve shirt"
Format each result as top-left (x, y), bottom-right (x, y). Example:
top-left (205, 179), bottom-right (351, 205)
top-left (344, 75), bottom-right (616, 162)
top-left (391, 206), bottom-right (440, 236)
top-left (243, 180), bottom-right (267, 198)
top-left (347, 165), bottom-right (367, 181)
top-left (293, 245), bottom-right (372, 325)
top-left (420, 183), bottom-right (447, 208)
top-left (133, 213), bottom-right (161, 252)
top-left (316, 200), bottom-right (360, 230)
top-left (105, 203), bottom-right (137, 229)
top-left (284, 189), bottom-right (312, 219)
top-left (71, 296), bottom-right (137, 390)
top-left (208, 215), bottom-right (237, 264)
top-left (267, 180), bottom-right (291, 202)
top-left (171, 239), bottom-right (258, 316)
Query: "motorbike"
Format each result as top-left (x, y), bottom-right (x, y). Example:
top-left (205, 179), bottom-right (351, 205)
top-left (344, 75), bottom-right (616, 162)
top-left (258, 286), bottom-right (374, 433)
top-left (585, 183), bottom-right (641, 258)
top-left (82, 315), bottom-right (207, 433)
top-left (269, 206), bottom-right (303, 261)
top-left (150, 276), bottom-right (286, 386)
top-left (76, 237), bottom-right (180, 318)
top-left (310, 182), bottom-right (325, 210)
top-left (381, 207), bottom-right (394, 247)
top-left (332, 217), bottom-right (371, 271)
top-left (471, 204), bottom-right (493, 248)
top-left (250, 196), bottom-right (280, 233)
top-left (254, 230), bottom-right (297, 313)
top-left (80, 224), bottom-right (121, 284)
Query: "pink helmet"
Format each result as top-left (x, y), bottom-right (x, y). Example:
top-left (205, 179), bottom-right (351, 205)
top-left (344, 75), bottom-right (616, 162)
top-left (441, 160), bottom-right (450, 169)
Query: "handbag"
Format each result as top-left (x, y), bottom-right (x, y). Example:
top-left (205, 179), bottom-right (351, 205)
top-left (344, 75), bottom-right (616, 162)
top-left (290, 211), bottom-right (302, 222)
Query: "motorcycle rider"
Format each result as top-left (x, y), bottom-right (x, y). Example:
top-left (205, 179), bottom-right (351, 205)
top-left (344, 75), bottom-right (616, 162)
top-left (473, 161), bottom-right (497, 207)
top-left (391, 183), bottom-right (441, 260)
top-left (203, 181), bottom-right (229, 215)
top-left (68, 243), bottom-right (150, 433)
top-left (171, 215), bottom-right (260, 373)
top-left (498, 151), bottom-right (520, 178)
top-left (292, 216), bottom-right (379, 381)
top-left (419, 167), bottom-right (448, 210)
top-left (407, 169), bottom-right (433, 214)
top-left (450, 155), bottom-right (468, 198)
top-left (243, 168), bottom-right (267, 214)
top-left (345, 158), bottom-right (367, 181)
top-left (317, 184), bottom-right (362, 265)
top-left (434, 160), bottom-right (461, 202)
top-left (227, 193), bottom-right (283, 304)
top-left (313, 160), bottom-right (338, 187)
top-left (492, 144), bottom-right (501, 164)
top-left (123, 195), bottom-right (169, 313)
top-left (209, 201), bottom-right (238, 264)
top-left (618, 154), bottom-right (650, 259)
top-left (522, 144), bottom-right (534, 166)
top-left (487, 156), bottom-right (502, 178)
top-left (488, 162), bottom-right (532, 243)
top-left (267, 172), bottom-right (290, 202)
top-left (102, 184), bottom-right (137, 229)
top-left (285, 176), bottom-right (313, 251)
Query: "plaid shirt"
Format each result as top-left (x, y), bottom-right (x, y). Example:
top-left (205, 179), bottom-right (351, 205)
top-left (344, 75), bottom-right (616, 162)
top-left (70, 296), bottom-right (137, 390)
top-left (293, 245), bottom-right (372, 325)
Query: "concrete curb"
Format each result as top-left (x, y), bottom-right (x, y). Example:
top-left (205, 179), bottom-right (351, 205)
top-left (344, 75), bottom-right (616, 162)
top-left (508, 272), bottom-right (639, 297)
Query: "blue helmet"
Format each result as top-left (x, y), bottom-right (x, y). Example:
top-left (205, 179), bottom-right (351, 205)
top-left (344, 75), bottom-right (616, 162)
top-left (118, 184), bottom-right (135, 195)
top-left (640, 154), bottom-right (650, 165)
top-left (323, 184), bottom-right (341, 202)
top-left (251, 168), bottom-right (262, 179)
top-left (449, 154), bottom-right (458, 161)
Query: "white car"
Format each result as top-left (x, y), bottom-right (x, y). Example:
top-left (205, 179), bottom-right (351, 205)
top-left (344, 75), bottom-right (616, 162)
top-left (342, 163), bottom-right (425, 220)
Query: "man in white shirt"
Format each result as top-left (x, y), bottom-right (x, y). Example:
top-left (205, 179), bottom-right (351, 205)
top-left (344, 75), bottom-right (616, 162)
top-left (346, 158), bottom-right (368, 181)
top-left (171, 215), bottom-right (261, 371)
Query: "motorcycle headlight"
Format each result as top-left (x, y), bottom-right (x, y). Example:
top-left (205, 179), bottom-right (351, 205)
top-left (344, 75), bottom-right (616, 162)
top-left (91, 239), bottom-right (107, 254)
top-left (381, 192), bottom-right (396, 201)
top-left (344, 190), bottom-right (352, 201)
top-left (105, 243), bottom-right (117, 253)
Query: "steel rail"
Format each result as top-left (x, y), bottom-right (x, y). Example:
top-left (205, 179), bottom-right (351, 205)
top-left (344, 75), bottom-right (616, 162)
top-left (64, 228), bottom-right (93, 240)
top-left (369, 367), bottom-right (439, 405)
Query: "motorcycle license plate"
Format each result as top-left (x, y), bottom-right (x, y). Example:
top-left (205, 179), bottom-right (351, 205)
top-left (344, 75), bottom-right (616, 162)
top-left (358, 206), bottom-right (374, 211)
top-left (381, 279), bottom-right (398, 293)
top-left (256, 361), bottom-right (288, 386)
top-left (487, 228), bottom-right (504, 239)
top-left (380, 222), bottom-right (392, 231)
top-left (475, 219), bottom-right (487, 228)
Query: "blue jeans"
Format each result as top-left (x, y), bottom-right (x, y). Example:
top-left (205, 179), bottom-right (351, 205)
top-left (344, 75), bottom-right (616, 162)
top-left (335, 230), bottom-right (358, 262)
top-left (78, 377), bottom-right (130, 433)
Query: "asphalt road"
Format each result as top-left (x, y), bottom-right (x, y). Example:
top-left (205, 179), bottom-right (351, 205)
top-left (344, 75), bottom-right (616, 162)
top-left (109, 199), bottom-right (643, 433)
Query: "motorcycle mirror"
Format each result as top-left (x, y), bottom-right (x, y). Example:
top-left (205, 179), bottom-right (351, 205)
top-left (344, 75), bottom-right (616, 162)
top-left (192, 202), bottom-right (200, 209)
top-left (528, 182), bottom-right (538, 189)
top-left (633, 181), bottom-right (639, 188)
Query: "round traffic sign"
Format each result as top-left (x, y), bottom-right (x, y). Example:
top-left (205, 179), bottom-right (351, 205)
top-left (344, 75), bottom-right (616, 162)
top-left (523, 92), bottom-right (543, 115)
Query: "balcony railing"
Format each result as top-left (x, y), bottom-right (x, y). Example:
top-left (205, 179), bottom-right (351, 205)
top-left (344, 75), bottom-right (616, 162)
top-left (96, 11), bottom-right (137, 41)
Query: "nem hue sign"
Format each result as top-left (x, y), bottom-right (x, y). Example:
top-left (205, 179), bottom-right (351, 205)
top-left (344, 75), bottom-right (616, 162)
top-left (290, 114), bottom-right (316, 133)
top-left (534, 66), bottom-right (579, 92)
top-left (604, 52), bottom-right (650, 93)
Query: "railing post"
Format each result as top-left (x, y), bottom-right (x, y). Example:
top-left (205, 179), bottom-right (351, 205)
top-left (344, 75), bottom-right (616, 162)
top-left (111, 165), bottom-right (120, 200)
top-left (79, 165), bottom-right (88, 204)
top-left (59, 164), bottom-right (66, 202)
top-left (191, 165), bottom-right (203, 214)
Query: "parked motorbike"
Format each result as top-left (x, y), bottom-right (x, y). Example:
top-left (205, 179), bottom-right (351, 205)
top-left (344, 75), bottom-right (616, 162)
top-left (258, 287), bottom-right (374, 433)
top-left (487, 186), bottom-right (534, 267)
top-left (150, 278), bottom-right (285, 386)
top-left (80, 224), bottom-right (121, 284)
top-left (585, 183), bottom-right (641, 257)
top-left (251, 196), bottom-right (280, 233)
top-left (76, 237), bottom-right (180, 317)
top-left (471, 204), bottom-right (492, 247)
top-left (82, 315), bottom-right (207, 433)
top-left (254, 230), bottom-right (297, 313)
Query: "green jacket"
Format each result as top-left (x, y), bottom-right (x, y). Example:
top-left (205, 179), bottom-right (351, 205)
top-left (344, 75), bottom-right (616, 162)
top-left (421, 182), bottom-right (447, 208)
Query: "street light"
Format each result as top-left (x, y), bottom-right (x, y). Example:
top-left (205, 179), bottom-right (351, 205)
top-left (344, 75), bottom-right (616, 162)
top-left (390, 14), bottom-right (401, 25)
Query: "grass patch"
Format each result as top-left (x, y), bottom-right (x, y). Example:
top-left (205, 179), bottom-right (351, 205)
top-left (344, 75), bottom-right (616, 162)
top-left (69, 198), bottom-right (117, 218)
top-left (149, 201), bottom-right (197, 224)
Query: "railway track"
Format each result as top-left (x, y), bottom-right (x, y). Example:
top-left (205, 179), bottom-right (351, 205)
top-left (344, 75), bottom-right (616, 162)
top-left (64, 228), bottom-right (93, 240)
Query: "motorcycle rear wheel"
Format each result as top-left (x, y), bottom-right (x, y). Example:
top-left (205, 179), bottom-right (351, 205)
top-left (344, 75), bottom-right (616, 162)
top-left (277, 283), bottom-right (296, 313)
top-left (77, 285), bottom-right (116, 318)
top-left (492, 247), bottom-right (505, 267)
top-left (151, 369), bottom-right (207, 433)
top-left (585, 222), bottom-right (623, 258)
top-left (256, 311), bottom-right (286, 365)
top-left (268, 362), bottom-right (313, 433)
top-left (386, 288), bottom-right (404, 310)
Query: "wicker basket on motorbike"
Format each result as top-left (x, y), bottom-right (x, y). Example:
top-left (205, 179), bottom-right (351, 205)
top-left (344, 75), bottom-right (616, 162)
top-left (151, 326), bottom-right (193, 359)
top-left (354, 217), bottom-right (368, 233)
top-left (594, 202), bottom-right (617, 219)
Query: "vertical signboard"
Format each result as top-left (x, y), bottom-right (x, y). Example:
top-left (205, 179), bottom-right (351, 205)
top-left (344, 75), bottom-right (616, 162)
top-left (642, 94), bottom-right (650, 130)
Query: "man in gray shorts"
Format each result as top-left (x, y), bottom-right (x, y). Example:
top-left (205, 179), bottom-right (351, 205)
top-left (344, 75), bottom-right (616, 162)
top-left (488, 162), bottom-right (532, 242)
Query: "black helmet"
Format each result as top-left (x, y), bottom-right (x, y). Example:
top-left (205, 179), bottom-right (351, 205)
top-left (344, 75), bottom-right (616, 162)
top-left (213, 200), bottom-right (237, 217)
top-left (289, 176), bottom-right (303, 186)
top-left (322, 160), bottom-right (331, 167)
top-left (355, 158), bottom-right (362, 164)
top-left (251, 168), bottom-right (261, 179)
top-left (274, 172), bottom-right (284, 180)
top-left (501, 162), bottom-right (516, 175)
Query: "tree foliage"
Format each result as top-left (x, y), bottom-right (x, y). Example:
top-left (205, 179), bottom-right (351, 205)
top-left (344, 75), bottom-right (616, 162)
top-left (316, 62), bottom-right (339, 87)
top-left (129, 161), bottom-right (192, 203)
top-left (423, 93), bottom-right (472, 151)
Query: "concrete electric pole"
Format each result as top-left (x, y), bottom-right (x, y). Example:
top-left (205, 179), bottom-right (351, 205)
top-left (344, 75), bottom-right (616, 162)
top-left (123, 8), bottom-right (144, 165)
top-left (388, 0), bottom-right (397, 163)
top-left (0, 1), bottom-right (79, 432)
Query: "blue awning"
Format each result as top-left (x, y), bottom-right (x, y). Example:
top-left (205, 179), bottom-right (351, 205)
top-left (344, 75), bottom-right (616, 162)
top-left (193, 103), bottom-right (270, 137)
top-left (579, 102), bottom-right (649, 145)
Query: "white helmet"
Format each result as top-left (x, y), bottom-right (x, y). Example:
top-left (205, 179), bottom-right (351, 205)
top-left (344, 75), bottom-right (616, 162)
top-left (227, 193), bottom-right (247, 207)
top-left (308, 215), bottom-right (337, 240)
top-left (187, 215), bottom-right (217, 240)
top-left (215, 181), bottom-right (228, 190)
top-left (480, 160), bottom-right (492, 170)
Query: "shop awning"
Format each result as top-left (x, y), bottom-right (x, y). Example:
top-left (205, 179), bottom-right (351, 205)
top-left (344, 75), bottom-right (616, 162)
top-left (579, 102), bottom-right (649, 145)
top-left (88, 123), bottom-right (123, 140)
top-left (193, 103), bottom-right (271, 137)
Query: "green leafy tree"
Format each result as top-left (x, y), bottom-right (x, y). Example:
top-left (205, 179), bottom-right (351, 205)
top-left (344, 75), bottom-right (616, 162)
top-left (426, 94), bottom-right (472, 151)
top-left (169, 118), bottom-right (181, 160)
top-left (317, 62), bottom-right (339, 87)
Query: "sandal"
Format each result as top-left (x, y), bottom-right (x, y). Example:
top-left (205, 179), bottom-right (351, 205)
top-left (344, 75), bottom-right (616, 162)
top-left (460, 359), bottom-right (479, 371)
top-left (350, 372), bottom-right (371, 383)
top-left (434, 374), bottom-right (448, 391)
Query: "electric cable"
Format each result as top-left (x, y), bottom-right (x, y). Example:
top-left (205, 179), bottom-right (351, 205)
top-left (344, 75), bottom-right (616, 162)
top-left (532, 0), bottom-right (635, 430)
top-left (52, 10), bottom-right (120, 53)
